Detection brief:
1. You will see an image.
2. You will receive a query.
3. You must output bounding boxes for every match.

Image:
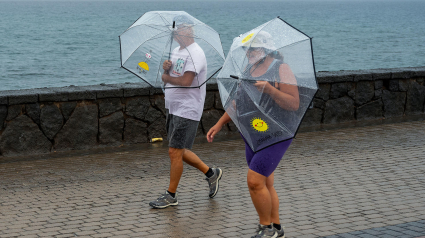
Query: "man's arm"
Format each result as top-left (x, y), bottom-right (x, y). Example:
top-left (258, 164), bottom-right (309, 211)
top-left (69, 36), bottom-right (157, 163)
top-left (162, 71), bottom-right (196, 87)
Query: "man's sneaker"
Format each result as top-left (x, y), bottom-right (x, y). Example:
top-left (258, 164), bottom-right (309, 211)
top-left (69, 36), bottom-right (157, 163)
top-left (205, 167), bottom-right (223, 198)
top-left (149, 191), bottom-right (178, 209)
top-left (273, 225), bottom-right (285, 237)
top-left (251, 224), bottom-right (278, 238)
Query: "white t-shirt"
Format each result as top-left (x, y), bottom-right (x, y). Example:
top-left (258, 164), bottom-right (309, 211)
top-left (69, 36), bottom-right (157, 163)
top-left (164, 42), bottom-right (207, 121)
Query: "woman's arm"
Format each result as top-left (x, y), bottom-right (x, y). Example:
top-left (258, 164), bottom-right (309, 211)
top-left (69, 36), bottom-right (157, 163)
top-left (206, 112), bottom-right (232, 143)
top-left (254, 63), bottom-right (300, 111)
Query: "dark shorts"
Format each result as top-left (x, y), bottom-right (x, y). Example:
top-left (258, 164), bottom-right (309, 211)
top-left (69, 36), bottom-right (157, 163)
top-left (242, 135), bottom-right (293, 177)
top-left (166, 110), bottom-right (199, 149)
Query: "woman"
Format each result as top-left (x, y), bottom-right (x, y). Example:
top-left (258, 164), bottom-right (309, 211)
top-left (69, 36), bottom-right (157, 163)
top-left (207, 31), bottom-right (299, 238)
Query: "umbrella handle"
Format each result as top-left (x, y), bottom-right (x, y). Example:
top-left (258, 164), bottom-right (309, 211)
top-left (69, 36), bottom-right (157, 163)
top-left (168, 21), bottom-right (176, 61)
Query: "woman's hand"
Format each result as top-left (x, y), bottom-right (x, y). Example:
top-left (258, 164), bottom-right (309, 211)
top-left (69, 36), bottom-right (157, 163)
top-left (206, 124), bottom-right (223, 143)
top-left (253, 81), bottom-right (273, 94)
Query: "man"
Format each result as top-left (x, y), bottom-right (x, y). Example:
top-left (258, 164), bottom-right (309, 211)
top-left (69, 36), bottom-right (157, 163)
top-left (149, 15), bottom-right (223, 209)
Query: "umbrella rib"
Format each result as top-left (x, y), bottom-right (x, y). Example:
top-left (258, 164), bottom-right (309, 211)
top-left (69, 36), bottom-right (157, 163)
top-left (122, 31), bottom-right (170, 66)
top-left (190, 31), bottom-right (225, 61)
top-left (156, 35), bottom-right (174, 88)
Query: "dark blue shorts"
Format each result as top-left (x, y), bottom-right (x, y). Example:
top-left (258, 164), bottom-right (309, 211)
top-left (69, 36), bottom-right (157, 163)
top-left (242, 136), bottom-right (292, 177)
top-left (166, 110), bottom-right (199, 149)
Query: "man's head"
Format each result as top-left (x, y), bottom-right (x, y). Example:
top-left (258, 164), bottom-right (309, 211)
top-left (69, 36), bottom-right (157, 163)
top-left (172, 15), bottom-right (195, 47)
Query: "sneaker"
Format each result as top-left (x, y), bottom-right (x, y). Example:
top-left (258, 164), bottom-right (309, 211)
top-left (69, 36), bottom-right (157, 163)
top-left (149, 191), bottom-right (178, 209)
top-left (273, 225), bottom-right (285, 238)
top-left (205, 167), bottom-right (223, 198)
top-left (251, 224), bottom-right (278, 238)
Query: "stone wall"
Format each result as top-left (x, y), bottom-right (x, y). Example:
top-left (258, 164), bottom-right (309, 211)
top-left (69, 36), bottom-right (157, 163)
top-left (1, 67), bottom-right (424, 157)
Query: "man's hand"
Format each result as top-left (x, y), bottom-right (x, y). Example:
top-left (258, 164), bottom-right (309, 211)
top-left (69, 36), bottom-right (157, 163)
top-left (163, 60), bottom-right (172, 73)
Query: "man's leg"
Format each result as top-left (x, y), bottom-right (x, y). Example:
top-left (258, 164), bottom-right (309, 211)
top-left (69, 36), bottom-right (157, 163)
top-left (167, 147), bottom-right (185, 193)
top-left (182, 149), bottom-right (209, 174)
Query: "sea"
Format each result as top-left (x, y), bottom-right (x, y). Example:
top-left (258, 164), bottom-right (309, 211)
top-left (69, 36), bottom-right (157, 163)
top-left (1, 0), bottom-right (424, 91)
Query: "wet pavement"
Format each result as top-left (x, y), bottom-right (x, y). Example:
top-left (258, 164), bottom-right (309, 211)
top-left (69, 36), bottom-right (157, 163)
top-left (1, 120), bottom-right (425, 238)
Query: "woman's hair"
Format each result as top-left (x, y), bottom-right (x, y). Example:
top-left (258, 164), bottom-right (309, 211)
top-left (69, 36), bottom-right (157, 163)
top-left (268, 50), bottom-right (283, 61)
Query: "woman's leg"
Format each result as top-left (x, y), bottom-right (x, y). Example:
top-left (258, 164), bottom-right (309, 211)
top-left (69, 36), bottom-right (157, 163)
top-left (266, 172), bottom-right (280, 225)
top-left (247, 169), bottom-right (272, 225)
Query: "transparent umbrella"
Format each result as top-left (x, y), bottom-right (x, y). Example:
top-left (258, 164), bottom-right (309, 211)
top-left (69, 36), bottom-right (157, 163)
top-left (119, 11), bottom-right (225, 88)
top-left (217, 17), bottom-right (318, 152)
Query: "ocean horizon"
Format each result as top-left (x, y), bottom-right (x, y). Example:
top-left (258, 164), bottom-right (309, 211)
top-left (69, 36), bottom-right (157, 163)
top-left (1, 0), bottom-right (424, 91)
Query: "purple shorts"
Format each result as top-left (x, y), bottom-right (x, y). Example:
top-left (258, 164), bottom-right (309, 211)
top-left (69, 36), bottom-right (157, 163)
top-left (243, 136), bottom-right (293, 177)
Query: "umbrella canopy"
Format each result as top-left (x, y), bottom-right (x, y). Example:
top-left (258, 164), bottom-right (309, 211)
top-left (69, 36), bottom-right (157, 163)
top-left (119, 11), bottom-right (225, 89)
top-left (217, 17), bottom-right (318, 152)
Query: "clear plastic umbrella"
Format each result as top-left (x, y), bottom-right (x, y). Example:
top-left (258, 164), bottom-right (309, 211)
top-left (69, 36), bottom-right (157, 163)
top-left (217, 17), bottom-right (318, 152)
top-left (119, 11), bottom-right (225, 88)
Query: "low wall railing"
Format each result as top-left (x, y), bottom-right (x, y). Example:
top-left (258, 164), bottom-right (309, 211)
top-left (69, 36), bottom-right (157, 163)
top-left (0, 66), bottom-right (424, 157)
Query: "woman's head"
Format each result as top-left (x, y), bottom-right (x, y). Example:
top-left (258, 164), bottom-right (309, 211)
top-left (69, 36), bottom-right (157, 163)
top-left (243, 31), bottom-right (282, 63)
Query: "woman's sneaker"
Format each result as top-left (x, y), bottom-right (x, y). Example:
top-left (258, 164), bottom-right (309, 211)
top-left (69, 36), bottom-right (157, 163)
top-left (251, 224), bottom-right (278, 238)
top-left (149, 191), bottom-right (178, 209)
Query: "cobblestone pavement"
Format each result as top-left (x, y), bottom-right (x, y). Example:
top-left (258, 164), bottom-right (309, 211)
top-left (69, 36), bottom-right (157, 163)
top-left (1, 121), bottom-right (425, 238)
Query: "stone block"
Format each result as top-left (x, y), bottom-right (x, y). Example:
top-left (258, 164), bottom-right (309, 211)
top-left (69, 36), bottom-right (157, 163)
top-left (382, 90), bottom-right (406, 118)
top-left (374, 80), bottom-right (383, 89)
top-left (124, 118), bottom-right (148, 143)
top-left (374, 89), bottom-right (383, 99)
top-left (388, 80), bottom-right (399, 91)
top-left (0, 115), bottom-right (51, 156)
top-left (392, 69), bottom-right (415, 79)
top-left (405, 82), bottom-right (425, 115)
top-left (99, 111), bottom-right (124, 145)
top-left (316, 71), bottom-right (354, 83)
top-left (26, 103), bottom-right (41, 125)
top-left (0, 95), bottom-right (7, 105)
top-left (315, 84), bottom-right (330, 101)
top-left (8, 93), bottom-right (38, 105)
top-left (201, 110), bottom-right (224, 133)
top-left (6, 104), bottom-right (23, 121)
top-left (301, 108), bottom-right (323, 126)
top-left (204, 91), bottom-right (215, 110)
top-left (0, 105), bottom-right (7, 129)
top-left (399, 79), bottom-right (410, 92)
top-left (67, 88), bottom-right (96, 101)
top-left (60, 102), bottom-right (77, 121)
top-left (353, 73), bottom-right (373, 81)
top-left (125, 96), bottom-right (150, 120)
top-left (323, 97), bottom-right (355, 124)
top-left (214, 91), bottom-right (223, 110)
top-left (54, 104), bottom-right (98, 150)
top-left (38, 87), bottom-right (69, 102)
top-left (356, 100), bottom-right (384, 121)
top-left (95, 84), bottom-right (123, 98)
top-left (119, 83), bottom-right (151, 97)
top-left (371, 69), bottom-right (391, 80)
top-left (151, 95), bottom-right (166, 116)
top-left (40, 104), bottom-right (64, 140)
top-left (355, 81), bottom-right (375, 106)
top-left (330, 82), bottom-right (351, 99)
top-left (99, 98), bottom-right (123, 118)
top-left (144, 106), bottom-right (164, 124)
top-left (313, 98), bottom-right (326, 109)
top-left (147, 117), bottom-right (166, 140)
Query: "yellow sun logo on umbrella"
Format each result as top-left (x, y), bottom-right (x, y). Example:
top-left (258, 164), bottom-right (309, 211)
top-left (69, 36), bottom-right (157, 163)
top-left (251, 117), bottom-right (268, 132)
top-left (242, 33), bottom-right (254, 43)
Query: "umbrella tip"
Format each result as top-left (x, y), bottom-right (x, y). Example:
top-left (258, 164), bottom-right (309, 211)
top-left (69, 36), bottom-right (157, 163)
top-left (173, 21), bottom-right (175, 28)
